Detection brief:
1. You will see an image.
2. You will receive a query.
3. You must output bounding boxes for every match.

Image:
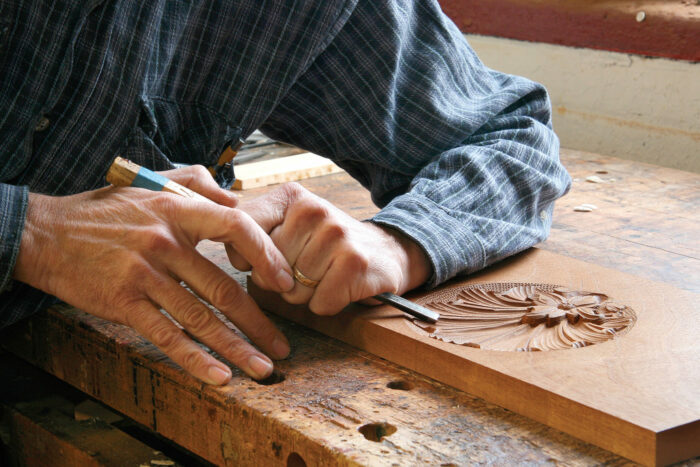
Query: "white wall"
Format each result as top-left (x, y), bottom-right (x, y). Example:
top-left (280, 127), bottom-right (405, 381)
top-left (465, 35), bottom-right (700, 173)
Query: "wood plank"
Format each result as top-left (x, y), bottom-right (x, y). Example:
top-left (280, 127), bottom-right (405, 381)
top-left (233, 153), bottom-right (343, 190)
top-left (248, 247), bottom-right (700, 466)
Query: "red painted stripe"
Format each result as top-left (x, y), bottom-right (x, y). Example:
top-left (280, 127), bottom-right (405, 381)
top-left (439, 0), bottom-right (700, 62)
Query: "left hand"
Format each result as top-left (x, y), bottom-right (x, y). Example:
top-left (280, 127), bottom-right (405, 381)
top-left (227, 183), bottom-right (431, 315)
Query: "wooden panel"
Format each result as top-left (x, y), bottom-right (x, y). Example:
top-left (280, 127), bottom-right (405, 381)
top-left (248, 248), bottom-right (700, 466)
top-left (233, 153), bottom-right (343, 190)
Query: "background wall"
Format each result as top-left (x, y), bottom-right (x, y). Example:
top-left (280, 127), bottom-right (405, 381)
top-left (466, 35), bottom-right (700, 172)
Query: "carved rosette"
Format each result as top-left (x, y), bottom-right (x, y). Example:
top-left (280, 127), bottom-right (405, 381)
top-left (411, 283), bottom-right (636, 351)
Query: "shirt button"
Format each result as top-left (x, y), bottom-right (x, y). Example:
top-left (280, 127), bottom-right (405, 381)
top-left (35, 116), bottom-right (50, 132)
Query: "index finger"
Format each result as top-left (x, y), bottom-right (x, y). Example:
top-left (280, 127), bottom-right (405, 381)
top-left (173, 200), bottom-right (294, 293)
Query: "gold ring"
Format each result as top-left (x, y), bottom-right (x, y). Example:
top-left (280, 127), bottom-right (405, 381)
top-left (292, 266), bottom-right (320, 288)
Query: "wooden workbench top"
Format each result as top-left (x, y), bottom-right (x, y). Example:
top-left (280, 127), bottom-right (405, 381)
top-left (2, 149), bottom-right (698, 466)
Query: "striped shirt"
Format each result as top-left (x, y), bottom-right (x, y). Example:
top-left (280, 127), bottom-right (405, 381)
top-left (0, 0), bottom-right (571, 327)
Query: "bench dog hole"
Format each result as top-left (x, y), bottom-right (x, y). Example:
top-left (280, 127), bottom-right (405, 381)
top-left (386, 380), bottom-right (413, 390)
top-left (358, 422), bottom-right (397, 442)
top-left (255, 369), bottom-right (286, 386)
top-left (287, 452), bottom-right (306, 467)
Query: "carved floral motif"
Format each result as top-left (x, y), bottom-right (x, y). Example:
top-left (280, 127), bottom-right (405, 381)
top-left (412, 284), bottom-right (636, 351)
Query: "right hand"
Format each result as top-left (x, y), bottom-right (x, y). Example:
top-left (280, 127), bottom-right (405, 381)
top-left (12, 165), bottom-right (295, 384)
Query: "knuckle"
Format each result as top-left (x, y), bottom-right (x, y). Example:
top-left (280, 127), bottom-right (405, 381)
top-left (190, 164), bottom-right (211, 180)
top-left (182, 349), bottom-right (208, 371)
top-left (341, 251), bottom-right (370, 275)
top-left (178, 301), bottom-right (215, 332)
top-left (143, 226), bottom-right (177, 254)
top-left (150, 323), bottom-right (180, 350)
top-left (221, 208), bottom-right (246, 231)
top-left (292, 200), bottom-right (329, 226)
top-left (319, 223), bottom-right (347, 243)
top-left (122, 254), bottom-right (151, 280)
top-left (209, 276), bottom-right (244, 309)
top-left (151, 193), bottom-right (180, 215)
top-left (278, 182), bottom-right (305, 198)
top-left (225, 339), bottom-right (253, 365)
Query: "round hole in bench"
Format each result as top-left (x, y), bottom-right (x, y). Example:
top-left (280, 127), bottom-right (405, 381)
top-left (358, 422), bottom-right (397, 442)
top-left (386, 380), bottom-right (413, 391)
top-left (255, 369), bottom-right (286, 386)
top-left (287, 452), bottom-right (306, 467)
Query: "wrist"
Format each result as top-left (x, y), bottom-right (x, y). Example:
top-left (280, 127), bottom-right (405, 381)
top-left (13, 193), bottom-right (52, 291)
top-left (375, 224), bottom-right (431, 293)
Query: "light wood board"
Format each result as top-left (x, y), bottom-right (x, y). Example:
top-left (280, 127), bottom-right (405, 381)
top-left (233, 153), bottom-right (343, 190)
top-left (249, 247), bottom-right (700, 466)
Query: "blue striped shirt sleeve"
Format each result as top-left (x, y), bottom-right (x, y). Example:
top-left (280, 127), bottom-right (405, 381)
top-left (260, 0), bottom-right (571, 286)
top-left (0, 183), bottom-right (28, 292)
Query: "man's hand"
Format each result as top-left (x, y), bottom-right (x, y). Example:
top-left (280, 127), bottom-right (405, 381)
top-left (228, 183), bottom-right (431, 315)
top-left (13, 165), bottom-right (294, 385)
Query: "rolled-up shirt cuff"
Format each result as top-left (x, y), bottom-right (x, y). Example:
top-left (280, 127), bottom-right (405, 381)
top-left (369, 193), bottom-right (486, 288)
top-left (0, 183), bottom-right (29, 292)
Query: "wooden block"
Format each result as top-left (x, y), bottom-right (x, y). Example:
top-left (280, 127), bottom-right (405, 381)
top-left (248, 247), bottom-right (700, 466)
top-left (232, 153), bottom-right (343, 190)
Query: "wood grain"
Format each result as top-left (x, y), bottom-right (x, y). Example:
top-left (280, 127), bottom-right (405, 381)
top-left (248, 248), bottom-right (700, 466)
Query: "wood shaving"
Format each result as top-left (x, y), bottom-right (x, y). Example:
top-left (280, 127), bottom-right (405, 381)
top-left (585, 175), bottom-right (606, 183)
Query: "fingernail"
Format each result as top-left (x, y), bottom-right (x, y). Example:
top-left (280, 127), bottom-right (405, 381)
top-left (276, 269), bottom-right (295, 292)
top-left (248, 355), bottom-right (274, 380)
top-left (272, 336), bottom-right (290, 359)
top-left (207, 365), bottom-right (231, 385)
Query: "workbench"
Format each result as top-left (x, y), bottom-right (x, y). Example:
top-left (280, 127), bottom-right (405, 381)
top-left (1, 149), bottom-right (698, 466)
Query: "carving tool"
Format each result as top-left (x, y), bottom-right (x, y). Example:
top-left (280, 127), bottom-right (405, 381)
top-left (208, 139), bottom-right (245, 189)
top-left (105, 156), bottom-right (440, 324)
top-left (374, 292), bottom-right (439, 323)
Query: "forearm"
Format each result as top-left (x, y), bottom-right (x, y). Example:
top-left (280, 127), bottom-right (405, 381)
top-left (370, 114), bottom-right (566, 286)
top-left (259, 0), bottom-right (570, 286)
